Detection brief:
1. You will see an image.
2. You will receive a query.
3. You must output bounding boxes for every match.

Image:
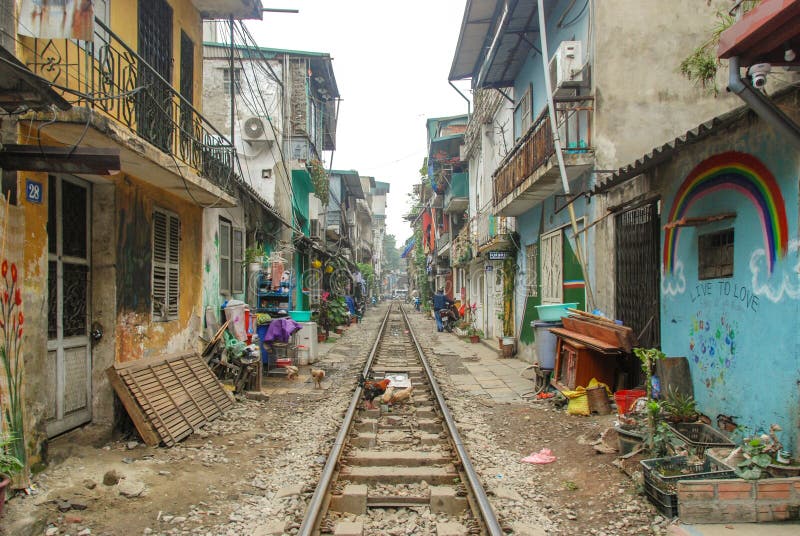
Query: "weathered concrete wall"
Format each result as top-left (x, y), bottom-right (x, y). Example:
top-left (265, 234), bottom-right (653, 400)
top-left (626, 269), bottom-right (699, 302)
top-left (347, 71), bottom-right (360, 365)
top-left (115, 174), bottom-right (204, 362)
top-left (202, 206), bottom-right (247, 329)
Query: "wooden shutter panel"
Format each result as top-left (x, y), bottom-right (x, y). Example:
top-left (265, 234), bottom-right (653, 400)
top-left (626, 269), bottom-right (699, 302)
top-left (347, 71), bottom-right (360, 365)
top-left (152, 211), bottom-right (168, 319)
top-left (167, 214), bottom-right (180, 319)
top-left (219, 219), bottom-right (230, 294)
top-left (232, 228), bottom-right (243, 294)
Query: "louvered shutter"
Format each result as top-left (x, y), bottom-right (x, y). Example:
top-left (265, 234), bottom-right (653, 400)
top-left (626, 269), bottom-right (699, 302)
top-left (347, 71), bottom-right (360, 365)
top-left (232, 228), bottom-right (243, 294)
top-left (153, 209), bottom-right (180, 321)
top-left (219, 219), bottom-right (231, 294)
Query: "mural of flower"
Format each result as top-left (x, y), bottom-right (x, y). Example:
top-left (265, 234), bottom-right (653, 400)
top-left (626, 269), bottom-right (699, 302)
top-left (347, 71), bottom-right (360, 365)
top-left (0, 258), bottom-right (26, 470)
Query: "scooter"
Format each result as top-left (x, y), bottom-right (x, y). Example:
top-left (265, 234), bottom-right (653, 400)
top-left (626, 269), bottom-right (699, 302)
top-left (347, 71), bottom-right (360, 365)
top-left (439, 302), bottom-right (460, 333)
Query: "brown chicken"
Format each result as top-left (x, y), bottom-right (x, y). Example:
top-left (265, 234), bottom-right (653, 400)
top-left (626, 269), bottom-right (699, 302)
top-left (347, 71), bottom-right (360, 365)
top-left (311, 368), bottom-right (326, 389)
top-left (381, 386), bottom-right (395, 404)
top-left (285, 365), bottom-right (299, 380)
top-left (357, 374), bottom-right (391, 409)
top-left (390, 386), bottom-right (414, 405)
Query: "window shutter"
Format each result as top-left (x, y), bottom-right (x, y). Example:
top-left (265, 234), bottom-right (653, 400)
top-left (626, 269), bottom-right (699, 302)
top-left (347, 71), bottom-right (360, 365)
top-left (219, 219), bottom-right (231, 294)
top-left (167, 214), bottom-right (180, 319)
top-left (153, 209), bottom-right (180, 321)
top-left (232, 228), bottom-right (243, 294)
top-left (152, 211), bottom-right (168, 320)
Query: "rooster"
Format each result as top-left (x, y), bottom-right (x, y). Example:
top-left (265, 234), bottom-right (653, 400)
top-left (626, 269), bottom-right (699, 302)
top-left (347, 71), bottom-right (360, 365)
top-left (311, 368), bottom-right (326, 389)
top-left (357, 373), bottom-right (390, 409)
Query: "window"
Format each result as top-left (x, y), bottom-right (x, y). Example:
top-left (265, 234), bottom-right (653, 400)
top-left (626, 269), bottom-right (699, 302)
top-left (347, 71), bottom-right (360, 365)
top-left (514, 84), bottom-right (532, 139)
top-left (526, 243), bottom-right (538, 297)
top-left (223, 68), bottom-right (241, 95)
top-left (698, 228), bottom-right (734, 280)
top-left (219, 219), bottom-right (244, 295)
top-left (152, 208), bottom-right (180, 321)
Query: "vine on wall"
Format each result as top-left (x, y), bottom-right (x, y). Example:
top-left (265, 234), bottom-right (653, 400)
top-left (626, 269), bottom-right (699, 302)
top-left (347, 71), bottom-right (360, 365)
top-left (307, 158), bottom-right (329, 203)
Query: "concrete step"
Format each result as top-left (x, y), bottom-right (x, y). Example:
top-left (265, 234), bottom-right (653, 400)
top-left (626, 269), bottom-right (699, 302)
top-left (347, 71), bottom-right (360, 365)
top-left (339, 465), bottom-right (459, 485)
top-left (345, 450), bottom-right (451, 466)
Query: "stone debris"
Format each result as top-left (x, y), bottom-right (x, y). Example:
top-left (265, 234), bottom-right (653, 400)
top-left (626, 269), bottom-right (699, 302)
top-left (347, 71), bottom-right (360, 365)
top-left (102, 470), bottom-right (120, 486)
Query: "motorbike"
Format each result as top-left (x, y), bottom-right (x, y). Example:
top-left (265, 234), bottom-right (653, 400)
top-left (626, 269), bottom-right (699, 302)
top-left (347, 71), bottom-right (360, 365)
top-left (439, 302), bottom-right (460, 333)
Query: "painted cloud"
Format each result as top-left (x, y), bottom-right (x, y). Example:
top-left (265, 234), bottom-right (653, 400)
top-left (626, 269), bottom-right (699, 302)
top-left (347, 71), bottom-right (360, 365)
top-left (750, 239), bottom-right (800, 302)
top-left (662, 260), bottom-right (687, 296)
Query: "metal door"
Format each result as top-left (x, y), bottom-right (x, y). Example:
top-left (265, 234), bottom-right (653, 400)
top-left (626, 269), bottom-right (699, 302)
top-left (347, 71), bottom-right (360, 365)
top-left (615, 202), bottom-right (660, 348)
top-left (46, 175), bottom-right (92, 437)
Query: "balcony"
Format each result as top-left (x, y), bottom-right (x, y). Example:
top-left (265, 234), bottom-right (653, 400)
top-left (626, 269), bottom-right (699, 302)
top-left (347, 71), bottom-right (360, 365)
top-left (444, 172), bottom-right (469, 213)
top-left (493, 97), bottom-right (594, 216)
top-left (450, 226), bottom-right (473, 267)
top-left (437, 231), bottom-right (451, 257)
top-left (24, 19), bottom-right (236, 206)
top-left (476, 211), bottom-right (515, 252)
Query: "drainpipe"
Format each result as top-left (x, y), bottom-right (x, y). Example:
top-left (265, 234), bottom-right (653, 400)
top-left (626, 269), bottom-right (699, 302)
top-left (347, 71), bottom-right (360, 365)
top-left (475, 1), bottom-right (510, 90)
top-left (727, 56), bottom-right (800, 149)
top-left (536, 0), bottom-right (596, 310)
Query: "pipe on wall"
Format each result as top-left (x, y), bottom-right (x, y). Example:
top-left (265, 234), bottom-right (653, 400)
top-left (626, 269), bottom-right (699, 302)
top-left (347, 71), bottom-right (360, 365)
top-left (727, 56), bottom-right (800, 149)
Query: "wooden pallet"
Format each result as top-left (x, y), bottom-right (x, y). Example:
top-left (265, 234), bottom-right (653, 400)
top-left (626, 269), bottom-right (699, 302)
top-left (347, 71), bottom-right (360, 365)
top-left (107, 352), bottom-right (235, 447)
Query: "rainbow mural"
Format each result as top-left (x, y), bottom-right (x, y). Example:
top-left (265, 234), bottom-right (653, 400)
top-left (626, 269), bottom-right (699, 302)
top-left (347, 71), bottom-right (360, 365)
top-left (663, 151), bottom-right (788, 275)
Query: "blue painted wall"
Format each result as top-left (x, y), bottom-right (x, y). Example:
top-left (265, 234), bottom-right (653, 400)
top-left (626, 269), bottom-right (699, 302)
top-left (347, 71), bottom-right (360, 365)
top-left (659, 136), bottom-right (800, 453)
top-left (513, 0), bottom-right (590, 139)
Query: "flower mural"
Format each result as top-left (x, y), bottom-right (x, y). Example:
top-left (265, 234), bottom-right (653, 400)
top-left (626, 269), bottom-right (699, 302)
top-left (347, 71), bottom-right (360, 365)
top-left (0, 258), bottom-right (25, 469)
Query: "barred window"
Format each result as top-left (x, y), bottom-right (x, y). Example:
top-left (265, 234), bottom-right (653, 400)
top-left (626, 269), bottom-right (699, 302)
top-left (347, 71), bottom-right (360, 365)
top-left (526, 243), bottom-right (538, 297)
top-left (698, 228), bottom-right (734, 280)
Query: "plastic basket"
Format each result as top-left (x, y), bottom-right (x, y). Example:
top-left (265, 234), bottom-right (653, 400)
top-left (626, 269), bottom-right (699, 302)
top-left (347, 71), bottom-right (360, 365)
top-left (640, 455), bottom-right (735, 517)
top-left (668, 423), bottom-right (734, 453)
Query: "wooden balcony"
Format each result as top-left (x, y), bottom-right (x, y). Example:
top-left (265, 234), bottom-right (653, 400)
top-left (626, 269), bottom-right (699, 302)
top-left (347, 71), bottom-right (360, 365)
top-left (493, 97), bottom-right (594, 216)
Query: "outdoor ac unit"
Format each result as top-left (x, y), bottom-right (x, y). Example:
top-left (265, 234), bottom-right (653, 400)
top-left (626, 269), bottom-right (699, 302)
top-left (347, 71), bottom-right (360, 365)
top-left (309, 219), bottom-right (321, 239)
top-left (242, 116), bottom-right (275, 143)
top-left (548, 41), bottom-right (583, 96)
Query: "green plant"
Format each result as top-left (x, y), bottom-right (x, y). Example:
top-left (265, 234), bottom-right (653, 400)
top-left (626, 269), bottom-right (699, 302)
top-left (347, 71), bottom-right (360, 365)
top-left (244, 247), bottom-right (265, 265)
top-left (735, 437), bottom-right (773, 480)
top-left (650, 421), bottom-right (682, 458)
top-left (466, 326), bottom-right (484, 338)
top-left (633, 347), bottom-right (666, 399)
top-left (0, 433), bottom-right (23, 479)
top-left (679, 1), bottom-right (762, 93)
top-left (662, 386), bottom-right (698, 423)
top-left (307, 158), bottom-right (330, 203)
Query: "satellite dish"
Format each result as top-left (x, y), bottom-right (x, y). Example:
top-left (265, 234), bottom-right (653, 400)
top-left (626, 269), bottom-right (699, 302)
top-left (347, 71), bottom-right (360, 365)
top-left (243, 117), bottom-right (265, 140)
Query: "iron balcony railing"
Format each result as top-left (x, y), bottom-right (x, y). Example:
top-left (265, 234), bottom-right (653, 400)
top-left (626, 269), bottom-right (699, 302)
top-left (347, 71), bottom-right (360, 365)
top-left (493, 96), bottom-right (593, 206)
top-left (26, 18), bottom-right (236, 192)
top-left (475, 210), bottom-right (514, 248)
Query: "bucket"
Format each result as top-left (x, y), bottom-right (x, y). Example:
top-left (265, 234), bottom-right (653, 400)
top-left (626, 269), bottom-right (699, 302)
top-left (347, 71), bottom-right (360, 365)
top-left (224, 300), bottom-right (247, 341)
top-left (532, 321), bottom-right (562, 369)
top-left (614, 389), bottom-right (647, 415)
top-left (257, 324), bottom-right (269, 364)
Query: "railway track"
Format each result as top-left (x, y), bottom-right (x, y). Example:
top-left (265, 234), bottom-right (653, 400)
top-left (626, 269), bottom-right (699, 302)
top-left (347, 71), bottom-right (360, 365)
top-left (299, 303), bottom-right (503, 535)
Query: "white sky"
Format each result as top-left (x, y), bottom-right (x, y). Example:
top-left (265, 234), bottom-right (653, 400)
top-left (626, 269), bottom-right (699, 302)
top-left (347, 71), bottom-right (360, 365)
top-left (246, 0), bottom-right (472, 245)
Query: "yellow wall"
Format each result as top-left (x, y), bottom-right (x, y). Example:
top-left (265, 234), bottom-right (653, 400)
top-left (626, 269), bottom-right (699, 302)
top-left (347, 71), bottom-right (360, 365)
top-left (114, 173), bottom-right (204, 363)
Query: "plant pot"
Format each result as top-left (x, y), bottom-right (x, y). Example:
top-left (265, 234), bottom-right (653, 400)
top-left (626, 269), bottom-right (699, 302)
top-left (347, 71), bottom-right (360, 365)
top-left (335, 327), bottom-right (344, 335)
top-left (351, 317), bottom-right (358, 325)
top-left (469, 335), bottom-right (480, 343)
top-left (0, 476), bottom-right (9, 516)
top-left (498, 337), bottom-right (503, 350)
top-left (615, 425), bottom-right (646, 456)
top-left (317, 333), bottom-right (327, 343)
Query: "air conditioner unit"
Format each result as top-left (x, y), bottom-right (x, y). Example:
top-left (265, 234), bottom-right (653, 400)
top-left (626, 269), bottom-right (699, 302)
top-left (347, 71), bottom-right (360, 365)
top-left (309, 219), bottom-right (321, 239)
top-left (548, 41), bottom-right (583, 96)
top-left (242, 116), bottom-right (275, 143)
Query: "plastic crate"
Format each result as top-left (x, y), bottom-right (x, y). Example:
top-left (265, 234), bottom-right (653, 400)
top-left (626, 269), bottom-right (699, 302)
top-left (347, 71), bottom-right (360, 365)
top-left (668, 423), bottom-right (735, 453)
top-left (641, 456), bottom-right (735, 518)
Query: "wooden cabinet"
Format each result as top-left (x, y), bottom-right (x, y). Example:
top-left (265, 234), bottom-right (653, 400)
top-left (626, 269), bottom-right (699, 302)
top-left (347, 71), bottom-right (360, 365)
top-left (553, 337), bottom-right (620, 391)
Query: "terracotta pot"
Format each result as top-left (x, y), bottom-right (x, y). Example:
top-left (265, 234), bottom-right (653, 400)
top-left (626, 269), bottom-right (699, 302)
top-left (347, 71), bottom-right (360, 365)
top-left (469, 335), bottom-right (480, 343)
top-left (351, 317), bottom-right (358, 325)
top-left (317, 333), bottom-right (326, 343)
top-left (335, 327), bottom-right (344, 335)
top-left (0, 476), bottom-right (9, 516)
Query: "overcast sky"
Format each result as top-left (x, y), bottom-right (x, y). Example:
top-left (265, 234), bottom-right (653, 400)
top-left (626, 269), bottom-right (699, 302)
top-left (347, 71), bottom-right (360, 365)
top-left (246, 0), bottom-right (472, 245)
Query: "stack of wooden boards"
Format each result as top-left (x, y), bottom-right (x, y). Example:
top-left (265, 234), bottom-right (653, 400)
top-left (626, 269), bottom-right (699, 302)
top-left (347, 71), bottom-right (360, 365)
top-left (107, 352), bottom-right (234, 446)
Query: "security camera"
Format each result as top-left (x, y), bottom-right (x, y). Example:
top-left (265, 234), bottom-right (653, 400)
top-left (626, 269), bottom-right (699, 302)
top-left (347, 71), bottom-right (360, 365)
top-left (748, 63), bottom-right (771, 89)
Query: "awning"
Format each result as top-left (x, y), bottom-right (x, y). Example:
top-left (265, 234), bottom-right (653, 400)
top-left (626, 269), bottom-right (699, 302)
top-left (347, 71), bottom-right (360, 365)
top-left (400, 239), bottom-right (416, 259)
top-left (0, 144), bottom-right (119, 174)
top-left (717, 0), bottom-right (800, 66)
top-left (429, 133), bottom-right (464, 160)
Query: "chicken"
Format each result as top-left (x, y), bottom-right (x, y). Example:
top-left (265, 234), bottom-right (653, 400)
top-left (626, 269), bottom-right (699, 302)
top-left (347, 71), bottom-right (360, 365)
top-left (381, 386), bottom-right (395, 404)
top-left (390, 386), bottom-right (414, 405)
top-left (357, 373), bottom-right (391, 409)
top-left (311, 368), bottom-right (326, 389)
top-left (285, 365), bottom-right (299, 380)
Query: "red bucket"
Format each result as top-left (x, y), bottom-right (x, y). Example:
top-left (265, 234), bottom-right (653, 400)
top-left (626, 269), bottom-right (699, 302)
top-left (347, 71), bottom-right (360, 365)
top-left (614, 389), bottom-right (646, 415)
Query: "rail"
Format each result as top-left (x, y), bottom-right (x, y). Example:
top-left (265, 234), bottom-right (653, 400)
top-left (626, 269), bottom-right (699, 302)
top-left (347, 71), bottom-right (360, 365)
top-left (298, 303), bottom-right (392, 535)
top-left (493, 96), bottom-right (593, 206)
top-left (399, 304), bottom-right (503, 536)
top-left (25, 18), bottom-right (237, 192)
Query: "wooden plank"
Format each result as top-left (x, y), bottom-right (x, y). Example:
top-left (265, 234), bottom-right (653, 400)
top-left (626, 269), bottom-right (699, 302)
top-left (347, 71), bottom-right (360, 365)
top-left (181, 354), bottom-right (230, 411)
top-left (148, 364), bottom-right (195, 436)
top-left (562, 317), bottom-right (621, 348)
top-left (106, 367), bottom-right (160, 446)
top-left (123, 369), bottom-right (177, 446)
top-left (549, 327), bottom-right (622, 354)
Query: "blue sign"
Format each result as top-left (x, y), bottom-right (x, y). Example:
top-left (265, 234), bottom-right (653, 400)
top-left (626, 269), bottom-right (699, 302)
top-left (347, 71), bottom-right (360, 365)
top-left (25, 180), bottom-right (43, 204)
top-left (488, 251), bottom-right (509, 260)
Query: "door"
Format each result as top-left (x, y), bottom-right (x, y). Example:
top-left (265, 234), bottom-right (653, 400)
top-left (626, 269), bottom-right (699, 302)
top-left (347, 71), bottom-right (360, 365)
top-left (540, 229), bottom-right (563, 304)
top-left (46, 175), bottom-right (92, 437)
top-left (615, 202), bottom-right (660, 348)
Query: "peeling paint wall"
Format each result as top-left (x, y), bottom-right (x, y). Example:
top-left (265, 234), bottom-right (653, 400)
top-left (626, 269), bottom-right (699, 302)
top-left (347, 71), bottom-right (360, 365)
top-left (115, 175), bottom-right (204, 362)
top-left (202, 206), bottom-right (247, 330)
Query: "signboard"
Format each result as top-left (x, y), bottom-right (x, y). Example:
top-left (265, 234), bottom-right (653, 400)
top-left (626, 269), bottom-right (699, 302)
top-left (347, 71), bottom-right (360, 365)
top-left (25, 180), bottom-right (43, 204)
top-left (488, 250), bottom-right (509, 260)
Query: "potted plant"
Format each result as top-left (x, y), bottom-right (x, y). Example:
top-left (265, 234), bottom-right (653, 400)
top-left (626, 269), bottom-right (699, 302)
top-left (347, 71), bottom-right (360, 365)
top-left (467, 327), bottom-right (483, 343)
top-left (0, 433), bottom-right (24, 515)
top-left (662, 386), bottom-right (698, 423)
